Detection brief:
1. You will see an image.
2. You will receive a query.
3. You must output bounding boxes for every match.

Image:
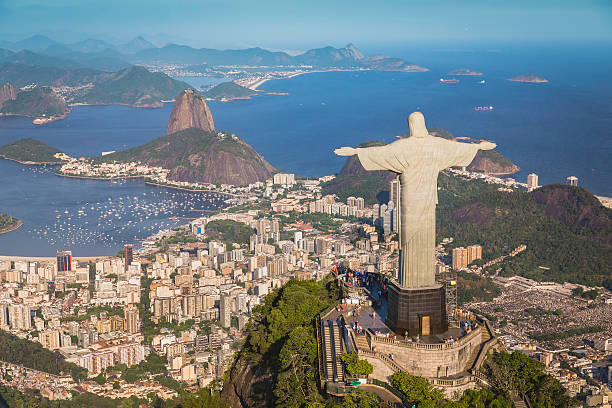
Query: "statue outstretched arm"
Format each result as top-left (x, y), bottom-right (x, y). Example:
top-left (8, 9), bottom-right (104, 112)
top-left (334, 147), bottom-right (358, 156)
top-left (479, 141), bottom-right (496, 150)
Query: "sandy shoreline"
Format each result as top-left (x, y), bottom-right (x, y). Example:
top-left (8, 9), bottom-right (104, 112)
top-left (0, 220), bottom-right (23, 236)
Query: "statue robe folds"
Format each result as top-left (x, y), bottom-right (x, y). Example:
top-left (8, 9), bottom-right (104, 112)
top-left (356, 137), bottom-right (480, 288)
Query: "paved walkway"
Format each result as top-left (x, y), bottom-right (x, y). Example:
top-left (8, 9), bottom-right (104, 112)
top-left (357, 384), bottom-right (402, 404)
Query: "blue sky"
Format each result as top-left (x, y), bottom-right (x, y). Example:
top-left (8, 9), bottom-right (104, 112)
top-left (0, 0), bottom-right (611, 49)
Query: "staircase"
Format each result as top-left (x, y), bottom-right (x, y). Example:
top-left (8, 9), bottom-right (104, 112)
top-left (332, 321), bottom-right (344, 382)
top-left (468, 322), bottom-right (497, 373)
top-left (510, 391), bottom-right (530, 408)
top-left (322, 321), bottom-right (334, 380)
top-left (353, 333), bottom-right (370, 350)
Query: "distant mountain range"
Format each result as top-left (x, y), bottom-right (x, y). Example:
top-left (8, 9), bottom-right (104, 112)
top-left (0, 65), bottom-right (191, 108)
top-left (0, 34), bottom-right (427, 119)
top-left (0, 34), bottom-right (427, 72)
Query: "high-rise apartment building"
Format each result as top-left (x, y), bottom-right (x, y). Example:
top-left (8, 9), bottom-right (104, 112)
top-left (390, 178), bottom-right (399, 205)
top-left (219, 294), bottom-right (231, 328)
top-left (8, 304), bottom-right (31, 330)
top-left (56, 250), bottom-right (72, 273)
top-left (527, 173), bottom-right (538, 191)
top-left (467, 245), bottom-right (482, 263)
top-left (452, 247), bottom-right (469, 270)
top-left (124, 244), bottom-right (133, 272)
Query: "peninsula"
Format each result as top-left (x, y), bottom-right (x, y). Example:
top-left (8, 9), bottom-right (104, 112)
top-left (0, 213), bottom-right (22, 235)
top-left (508, 74), bottom-right (548, 83)
top-left (58, 90), bottom-right (276, 187)
top-left (0, 84), bottom-right (70, 123)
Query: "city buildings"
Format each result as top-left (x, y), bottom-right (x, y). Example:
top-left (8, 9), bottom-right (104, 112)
top-left (124, 244), bottom-right (133, 272)
top-left (56, 250), bottom-right (72, 273)
top-left (527, 173), bottom-right (539, 191)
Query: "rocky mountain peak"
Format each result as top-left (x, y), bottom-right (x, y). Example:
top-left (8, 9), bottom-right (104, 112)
top-left (0, 82), bottom-right (18, 109)
top-left (344, 43), bottom-right (364, 60)
top-left (166, 89), bottom-right (215, 135)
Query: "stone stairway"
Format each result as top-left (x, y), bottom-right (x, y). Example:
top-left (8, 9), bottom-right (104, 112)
top-left (353, 333), bottom-right (369, 350)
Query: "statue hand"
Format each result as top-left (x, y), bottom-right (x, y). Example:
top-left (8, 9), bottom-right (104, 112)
top-left (334, 147), bottom-right (358, 156)
top-left (479, 141), bottom-right (496, 150)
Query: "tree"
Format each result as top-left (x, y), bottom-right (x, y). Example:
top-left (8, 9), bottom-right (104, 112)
top-left (390, 372), bottom-right (445, 406)
top-left (93, 373), bottom-right (106, 385)
top-left (340, 353), bottom-right (373, 377)
top-left (274, 325), bottom-right (321, 408)
top-left (336, 390), bottom-right (381, 408)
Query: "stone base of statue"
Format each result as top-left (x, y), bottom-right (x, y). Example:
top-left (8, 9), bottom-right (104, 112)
top-left (386, 281), bottom-right (448, 336)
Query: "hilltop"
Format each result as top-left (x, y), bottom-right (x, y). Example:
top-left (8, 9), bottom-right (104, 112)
top-left (99, 128), bottom-right (275, 186)
top-left (0, 63), bottom-right (190, 106)
top-left (76, 66), bottom-right (191, 107)
top-left (0, 138), bottom-right (66, 164)
top-left (437, 182), bottom-right (612, 287)
top-left (166, 89), bottom-right (214, 134)
top-left (0, 86), bottom-right (68, 118)
top-left (204, 82), bottom-right (257, 100)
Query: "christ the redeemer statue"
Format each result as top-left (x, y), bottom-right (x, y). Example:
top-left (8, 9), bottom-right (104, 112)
top-left (335, 112), bottom-right (495, 289)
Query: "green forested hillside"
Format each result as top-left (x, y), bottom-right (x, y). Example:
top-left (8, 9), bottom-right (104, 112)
top-left (0, 213), bottom-right (20, 233)
top-left (97, 128), bottom-right (275, 185)
top-left (0, 138), bottom-right (64, 163)
top-left (0, 330), bottom-right (86, 381)
top-left (437, 183), bottom-right (612, 287)
top-left (221, 278), bottom-right (340, 407)
top-left (77, 66), bottom-right (191, 106)
top-left (0, 86), bottom-right (66, 117)
top-left (204, 82), bottom-right (257, 100)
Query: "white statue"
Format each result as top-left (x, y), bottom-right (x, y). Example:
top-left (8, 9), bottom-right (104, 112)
top-left (335, 112), bottom-right (495, 288)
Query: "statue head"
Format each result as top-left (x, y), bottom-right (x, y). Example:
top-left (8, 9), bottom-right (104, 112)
top-left (408, 112), bottom-right (429, 138)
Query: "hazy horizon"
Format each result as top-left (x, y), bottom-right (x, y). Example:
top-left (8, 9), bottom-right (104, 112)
top-left (1, 0), bottom-right (611, 50)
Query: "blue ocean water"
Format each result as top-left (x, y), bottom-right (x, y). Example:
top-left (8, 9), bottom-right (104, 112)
top-left (0, 43), bottom-right (610, 255)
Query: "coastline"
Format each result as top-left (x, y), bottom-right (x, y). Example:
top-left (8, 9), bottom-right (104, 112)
top-left (0, 220), bottom-right (23, 235)
top-left (55, 172), bottom-right (145, 181)
top-left (54, 172), bottom-right (239, 196)
top-left (0, 156), bottom-right (63, 165)
top-left (247, 68), bottom-right (376, 90)
top-left (144, 180), bottom-right (239, 196)
top-left (69, 101), bottom-right (165, 109)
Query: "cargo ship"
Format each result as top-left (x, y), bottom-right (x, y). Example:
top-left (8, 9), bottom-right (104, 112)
top-left (474, 106), bottom-right (494, 111)
top-left (439, 78), bottom-right (459, 84)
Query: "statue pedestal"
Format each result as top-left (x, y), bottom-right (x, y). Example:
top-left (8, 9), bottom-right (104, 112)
top-left (386, 281), bottom-right (447, 336)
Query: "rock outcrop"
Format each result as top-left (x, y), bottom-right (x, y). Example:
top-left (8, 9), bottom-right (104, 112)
top-left (166, 89), bottom-right (214, 135)
top-left (0, 82), bottom-right (18, 109)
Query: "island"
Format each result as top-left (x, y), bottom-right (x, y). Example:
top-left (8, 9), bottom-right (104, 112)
top-left (0, 138), bottom-right (70, 164)
top-left (448, 68), bottom-right (483, 76)
top-left (508, 74), bottom-right (548, 83)
top-left (0, 212), bottom-right (22, 235)
top-left (204, 81), bottom-right (258, 101)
